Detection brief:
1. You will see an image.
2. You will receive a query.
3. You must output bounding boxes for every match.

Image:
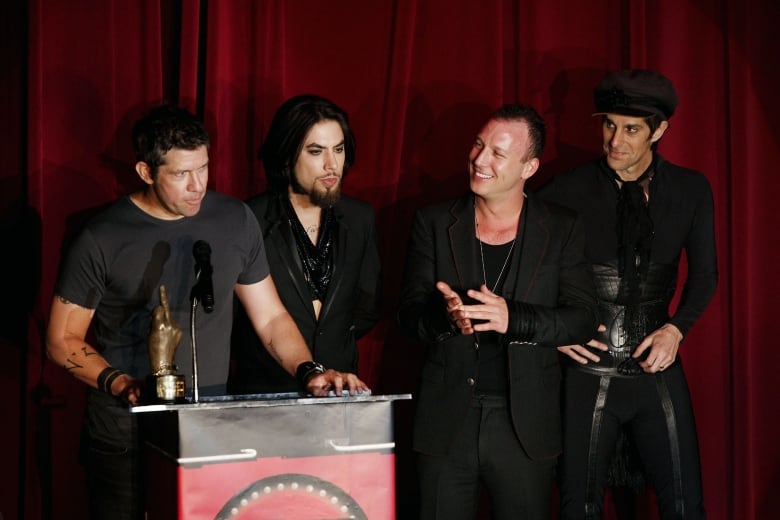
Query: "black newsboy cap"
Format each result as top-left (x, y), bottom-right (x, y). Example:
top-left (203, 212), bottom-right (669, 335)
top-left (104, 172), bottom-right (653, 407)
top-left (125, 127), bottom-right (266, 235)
top-left (594, 69), bottom-right (678, 120)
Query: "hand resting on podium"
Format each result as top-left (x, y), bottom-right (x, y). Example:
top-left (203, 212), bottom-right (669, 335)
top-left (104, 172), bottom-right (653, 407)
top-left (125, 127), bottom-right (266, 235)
top-left (304, 369), bottom-right (370, 397)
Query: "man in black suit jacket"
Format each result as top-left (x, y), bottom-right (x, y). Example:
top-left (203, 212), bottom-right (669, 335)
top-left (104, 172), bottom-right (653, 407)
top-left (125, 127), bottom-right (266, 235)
top-left (398, 104), bottom-right (598, 519)
top-left (230, 95), bottom-right (381, 394)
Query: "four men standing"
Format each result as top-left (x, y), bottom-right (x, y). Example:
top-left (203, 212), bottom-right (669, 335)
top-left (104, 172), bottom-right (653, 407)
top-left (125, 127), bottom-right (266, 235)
top-left (47, 72), bottom-right (716, 519)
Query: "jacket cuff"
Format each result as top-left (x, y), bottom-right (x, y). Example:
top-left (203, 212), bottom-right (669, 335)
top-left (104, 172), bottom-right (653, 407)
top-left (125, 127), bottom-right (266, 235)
top-left (506, 301), bottom-right (537, 341)
top-left (431, 305), bottom-right (459, 342)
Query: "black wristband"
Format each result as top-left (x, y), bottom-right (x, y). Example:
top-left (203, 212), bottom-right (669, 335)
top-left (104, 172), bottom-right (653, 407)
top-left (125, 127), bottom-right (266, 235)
top-left (104, 369), bottom-right (124, 396)
top-left (296, 361), bottom-right (325, 388)
top-left (506, 300), bottom-right (537, 341)
top-left (97, 367), bottom-right (124, 395)
top-left (97, 367), bottom-right (118, 394)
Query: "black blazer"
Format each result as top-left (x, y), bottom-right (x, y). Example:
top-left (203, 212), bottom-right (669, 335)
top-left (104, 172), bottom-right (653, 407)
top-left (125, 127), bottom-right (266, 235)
top-left (398, 193), bottom-right (598, 460)
top-left (229, 193), bottom-right (382, 393)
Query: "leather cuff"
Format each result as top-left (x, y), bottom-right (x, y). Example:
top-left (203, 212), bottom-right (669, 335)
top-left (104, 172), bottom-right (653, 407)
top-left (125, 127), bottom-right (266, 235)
top-left (506, 301), bottom-right (537, 341)
top-left (97, 367), bottom-right (124, 395)
top-left (296, 361), bottom-right (325, 388)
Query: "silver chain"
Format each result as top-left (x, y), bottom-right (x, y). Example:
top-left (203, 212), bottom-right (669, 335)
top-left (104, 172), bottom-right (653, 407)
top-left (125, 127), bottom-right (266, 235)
top-left (475, 213), bottom-right (516, 293)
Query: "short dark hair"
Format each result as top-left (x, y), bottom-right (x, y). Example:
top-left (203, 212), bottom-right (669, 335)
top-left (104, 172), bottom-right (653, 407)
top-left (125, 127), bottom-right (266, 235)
top-left (132, 104), bottom-right (210, 177)
top-left (261, 94), bottom-right (356, 195)
top-left (490, 104), bottom-right (546, 160)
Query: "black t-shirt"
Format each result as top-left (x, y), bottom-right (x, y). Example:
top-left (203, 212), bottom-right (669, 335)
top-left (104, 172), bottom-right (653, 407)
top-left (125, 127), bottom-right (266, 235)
top-left (56, 191), bottom-right (269, 393)
top-left (475, 239), bottom-right (514, 395)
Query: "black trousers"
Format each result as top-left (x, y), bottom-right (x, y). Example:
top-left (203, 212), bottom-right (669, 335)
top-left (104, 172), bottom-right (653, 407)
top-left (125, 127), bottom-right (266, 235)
top-left (83, 434), bottom-right (143, 520)
top-left (559, 364), bottom-right (706, 519)
top-left (82, 390), bottom-right (144, 520)
top-left (417, 395), bottom-right (556, 520)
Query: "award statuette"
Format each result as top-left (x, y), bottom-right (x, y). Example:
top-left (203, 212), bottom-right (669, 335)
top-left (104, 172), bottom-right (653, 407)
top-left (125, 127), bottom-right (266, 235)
top-left (147, 285), bottom-right (186, 403)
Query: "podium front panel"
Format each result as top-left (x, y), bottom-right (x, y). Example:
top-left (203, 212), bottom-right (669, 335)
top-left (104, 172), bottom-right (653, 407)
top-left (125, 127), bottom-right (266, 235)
top-left (133, 393), bottom-right (410, 520)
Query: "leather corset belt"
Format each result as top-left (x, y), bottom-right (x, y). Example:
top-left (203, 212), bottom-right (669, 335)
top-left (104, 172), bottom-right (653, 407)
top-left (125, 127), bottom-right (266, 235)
top-left (574, 262), bottom-right (677, 377)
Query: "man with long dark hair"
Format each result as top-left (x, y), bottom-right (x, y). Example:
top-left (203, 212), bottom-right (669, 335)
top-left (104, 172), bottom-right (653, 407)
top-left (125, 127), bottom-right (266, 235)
top-left (230, 95), bottom-right (381, 393)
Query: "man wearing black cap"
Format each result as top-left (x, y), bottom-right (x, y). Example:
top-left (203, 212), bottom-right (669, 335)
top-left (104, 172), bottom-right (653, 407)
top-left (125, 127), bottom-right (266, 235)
top-left (538, 69), bottom-right (717, 518)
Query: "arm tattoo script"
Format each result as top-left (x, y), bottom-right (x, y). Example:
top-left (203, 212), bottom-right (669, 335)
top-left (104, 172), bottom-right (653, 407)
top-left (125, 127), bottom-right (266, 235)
top-left (64, 358), bottom-right (83, 372)
top-left (63, 347), bottom-right (97, 372)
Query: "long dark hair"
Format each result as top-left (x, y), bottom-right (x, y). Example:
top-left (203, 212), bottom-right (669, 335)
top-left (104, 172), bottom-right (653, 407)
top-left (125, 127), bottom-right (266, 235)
top-left (261, 94), bottom-right (356, 195)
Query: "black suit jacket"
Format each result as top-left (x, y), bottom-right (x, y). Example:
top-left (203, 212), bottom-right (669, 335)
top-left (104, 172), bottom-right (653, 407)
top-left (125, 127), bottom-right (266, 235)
top-left (398, 193), bottom-right (598, 460)
top-left (229, 193), bottom-right (382, 393)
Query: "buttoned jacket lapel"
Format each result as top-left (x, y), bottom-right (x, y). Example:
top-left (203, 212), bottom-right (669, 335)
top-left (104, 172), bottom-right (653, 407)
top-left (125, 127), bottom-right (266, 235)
top-left (317, 205), bottom-right (347, 322)
top-left (507, 196), bottom-right (551, 303)
top-left (447, 196), bottom-right (482, 292)
top-left (262, 198), bottom-right (316, 321)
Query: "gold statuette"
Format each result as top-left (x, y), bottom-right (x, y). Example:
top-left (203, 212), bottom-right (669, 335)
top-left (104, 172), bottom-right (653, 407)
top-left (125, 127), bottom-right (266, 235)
top-left (147, 285), bottom-right (185, 402)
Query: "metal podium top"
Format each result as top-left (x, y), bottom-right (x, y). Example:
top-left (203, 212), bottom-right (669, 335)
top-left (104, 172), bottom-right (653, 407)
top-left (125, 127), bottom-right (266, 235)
top-left (130, 391), bottom-right (412, 414)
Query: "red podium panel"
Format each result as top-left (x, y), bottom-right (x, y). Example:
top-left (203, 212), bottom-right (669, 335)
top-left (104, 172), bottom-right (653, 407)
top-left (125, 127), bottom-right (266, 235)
top-left (132, 393), bottom-right (411, 520)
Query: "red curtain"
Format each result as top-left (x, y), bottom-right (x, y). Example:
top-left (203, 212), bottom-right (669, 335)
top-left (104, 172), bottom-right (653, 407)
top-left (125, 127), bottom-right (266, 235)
top-left (3, 0), bottom-right (778, 518)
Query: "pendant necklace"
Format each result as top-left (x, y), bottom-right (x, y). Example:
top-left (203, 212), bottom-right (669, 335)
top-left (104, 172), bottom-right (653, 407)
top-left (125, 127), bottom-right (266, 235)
top-left (473, 207), bottom-right (516, 350)
top-left (475, 212), bottom-right (516, 293)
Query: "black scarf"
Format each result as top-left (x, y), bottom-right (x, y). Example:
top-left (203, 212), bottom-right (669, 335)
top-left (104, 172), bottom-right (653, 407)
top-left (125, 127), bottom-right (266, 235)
top-left (611, 160), bottom-right (655, 298)
top-left (607, 159), bottom-right (655, 369)
top-left (284, 199), bottom-right (335, 301)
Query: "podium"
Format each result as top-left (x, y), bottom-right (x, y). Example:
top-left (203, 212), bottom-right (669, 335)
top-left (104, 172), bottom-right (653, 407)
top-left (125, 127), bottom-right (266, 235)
top-left (131, 392), bottom-right (411, 520)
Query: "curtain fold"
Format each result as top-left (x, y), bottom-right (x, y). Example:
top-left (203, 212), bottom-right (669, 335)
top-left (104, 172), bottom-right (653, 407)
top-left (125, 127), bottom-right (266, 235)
top-left (725, 2), bottom-right (780, 518)
top-left (24, 1), bottom-right (169, 518)
top-left (8, 0), bottom-right (777, 518)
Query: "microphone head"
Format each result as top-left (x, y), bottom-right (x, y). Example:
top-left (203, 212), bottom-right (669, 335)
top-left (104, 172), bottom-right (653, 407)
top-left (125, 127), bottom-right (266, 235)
top-left (193, 240), bottom-right (212, 259)
top-left (192, 240), bottom-right (213, 278)
top-left (191, 240), bottom-right (215, 313)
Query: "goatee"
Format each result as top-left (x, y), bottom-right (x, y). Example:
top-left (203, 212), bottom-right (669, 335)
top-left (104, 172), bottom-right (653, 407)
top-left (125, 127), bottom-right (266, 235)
top-left (309, 187), bottom-right (340, 208)
top-left (291, 176), bottom-right (340, 208)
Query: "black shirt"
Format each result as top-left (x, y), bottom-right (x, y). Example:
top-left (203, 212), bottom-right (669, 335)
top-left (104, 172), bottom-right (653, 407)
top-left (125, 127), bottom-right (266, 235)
top-left (537, 155), bottom-right (717, 336)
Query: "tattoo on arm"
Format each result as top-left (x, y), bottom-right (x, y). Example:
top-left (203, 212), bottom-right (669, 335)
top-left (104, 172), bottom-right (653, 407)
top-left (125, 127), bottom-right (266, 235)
top-left (64, 358), bottom-right (83, 371)
top-left (53, 296), bottom-right (93, 373)
top-left (64, 348), bottom-right (97, 372)
top-left (265, 339), bottom-right (285, 364)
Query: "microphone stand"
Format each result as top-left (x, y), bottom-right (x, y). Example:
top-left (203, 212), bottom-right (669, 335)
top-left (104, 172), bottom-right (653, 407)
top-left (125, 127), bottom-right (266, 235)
top-left (190, 277), bottom-right (204, 403)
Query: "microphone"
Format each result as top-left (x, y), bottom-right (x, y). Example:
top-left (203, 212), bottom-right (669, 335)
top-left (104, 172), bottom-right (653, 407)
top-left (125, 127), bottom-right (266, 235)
top-left (192, 240), bottom-right (215, 313)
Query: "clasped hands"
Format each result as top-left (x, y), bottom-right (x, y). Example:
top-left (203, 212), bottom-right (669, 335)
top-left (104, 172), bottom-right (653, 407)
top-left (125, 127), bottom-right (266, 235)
top-left (558, 322), bottom-right (683, 374)
top-left (437, 281), bottom-right (508, 335)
